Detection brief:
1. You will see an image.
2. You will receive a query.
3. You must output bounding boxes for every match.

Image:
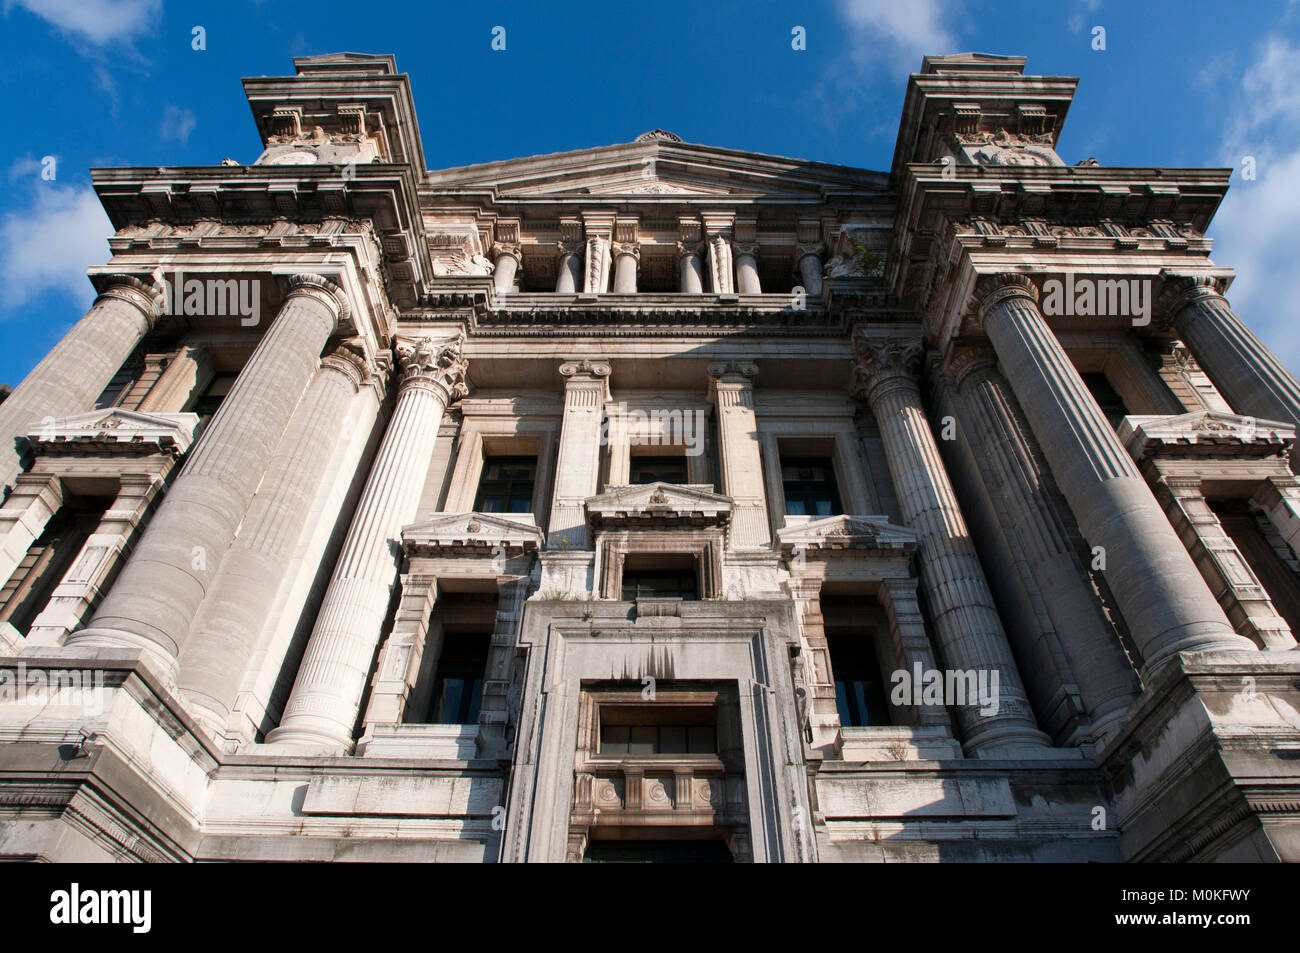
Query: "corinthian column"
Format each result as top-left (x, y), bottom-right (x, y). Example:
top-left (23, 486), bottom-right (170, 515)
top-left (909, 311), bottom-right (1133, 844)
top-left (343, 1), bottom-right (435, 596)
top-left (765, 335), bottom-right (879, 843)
top-left (547, 360), bottom-right (610, 550)
top-left (853, 336), bottom-right (1049, 754)
top-left (0, 275), bottom-right (162, 493)
top-left (267, 334), bottom-right (467, 751)
top-left (943, 345), bottom-right (1140, 745)
top-left (1163, 273), bottom-right (1300, 451)
top-left (66, 275), bottom-right (347, 678)
top-left (707, 362), bottom-right (770, 548)
top-left (176, 341), bottom-right (372, 736)
top-left (976, 274), bottom-right (1253, 673)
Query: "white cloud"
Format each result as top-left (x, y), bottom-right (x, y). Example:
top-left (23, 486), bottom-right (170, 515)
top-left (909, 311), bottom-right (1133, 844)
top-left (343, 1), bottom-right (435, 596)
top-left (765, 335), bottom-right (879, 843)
top-left (1067, 0), bottom-right (1103, 35)
top-left (159, 105), bottom-right (196, 144)
top-left (833, 0), bottom-right (960, 74)
top-left (0, 185), bottom-right (112, 312)
top-left (4, 0), bottom-right (161, 46)
top-left (1207, 36), bottom-right (1300, 370)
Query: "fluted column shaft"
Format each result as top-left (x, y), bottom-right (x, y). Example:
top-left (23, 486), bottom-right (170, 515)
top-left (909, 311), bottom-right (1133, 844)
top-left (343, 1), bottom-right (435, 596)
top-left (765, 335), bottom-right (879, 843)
top-left (854, 338), bottom-right (1048, 753)
top-left (708, 363), bottom-right (771, 548)
top-left (978, 275), bottom-right (1253, 673)
top-left (547, 360), bottom-right (610, 550)
top-left (267, 335), bottom-right (466, 750)
top-left (66, 275), bottom-right (347, 677)
top-left (1168, 275), bottom-right (1300, 448)
top-left (177, 342), bottom-right (371, 734)
top-left (947, 350), bottom-right (1140, 744)
top-left (0, 276), bottom-right (160, 493)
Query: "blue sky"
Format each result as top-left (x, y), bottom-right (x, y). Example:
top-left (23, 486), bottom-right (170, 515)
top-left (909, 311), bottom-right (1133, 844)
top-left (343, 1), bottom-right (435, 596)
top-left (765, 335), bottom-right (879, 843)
top-left (1, 0), bottom-right (1298, 387)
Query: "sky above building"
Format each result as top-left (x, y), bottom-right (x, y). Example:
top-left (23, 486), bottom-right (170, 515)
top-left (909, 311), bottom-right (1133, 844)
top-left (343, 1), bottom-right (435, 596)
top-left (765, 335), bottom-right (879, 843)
top-left (0, 0), bottom-right (1297, 387)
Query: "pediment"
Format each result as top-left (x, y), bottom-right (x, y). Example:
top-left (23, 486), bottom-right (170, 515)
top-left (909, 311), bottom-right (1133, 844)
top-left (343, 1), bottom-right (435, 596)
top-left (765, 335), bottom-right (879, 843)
top-left (775, 515), bottom-right (917, 555)
top-left (1119, 412), bottom-right (1295, 460)
top-left (586, 482), bottom-right (732, 526)
top-left (424, 140), bottom-right (886, 201)
top-left (402, 511), bottom-right (544, 556)
top-left (26, 410), bottom-right (200, 455)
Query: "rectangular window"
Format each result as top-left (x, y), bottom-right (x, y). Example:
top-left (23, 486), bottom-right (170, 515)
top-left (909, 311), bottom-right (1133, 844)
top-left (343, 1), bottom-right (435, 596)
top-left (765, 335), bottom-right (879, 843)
top-left (598, 723), bottom-right (716, 755)
top-left (0, 497), bottom-right (110, 635)
top-left (782, 456), bottom-right (842, 517)
top-left (473, 455), bottom-right (537, 514)
top-left (427, 632), bottom-right (490, 723)
top-left (629, 454), bottom-right (688, 485)
top-left (827, 633), bottom-right (891, 728)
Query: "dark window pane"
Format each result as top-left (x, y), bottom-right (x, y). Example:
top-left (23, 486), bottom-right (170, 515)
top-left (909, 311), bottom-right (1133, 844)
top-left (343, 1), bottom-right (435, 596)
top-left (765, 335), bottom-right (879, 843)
top-left (428, 633), bottom-right (490, 723)
top-left (687, 726), bottom-right (715, 753)
top-left (628, 726), bottom-right (656, 755)
top-left (659, 725), bottom-right (687, 753)
top-left (600, 725), bottom-right (629, 754)
top-left (630, 456), bottom-right (688, 485)
top-left (474, 455), bottom-right (537, 514)
top-left (782, 456), bottom-right (842, 517)
top-left (827, 634), bottom-right (891, 727)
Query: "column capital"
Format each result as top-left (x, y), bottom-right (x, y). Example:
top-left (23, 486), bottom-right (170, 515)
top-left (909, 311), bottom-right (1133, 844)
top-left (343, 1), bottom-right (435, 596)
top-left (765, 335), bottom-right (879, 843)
top-left (851, 335), bottom-right (923, 405)
top-left (707, 361), bottom-right (758, 384)
top-left (974, 272), bottom-right (1039, 324)
top-left (491, 241), bottom-right (523, 265)
top-left (558, 358), bottom-right (611, 381)
top-left (557, 240), bottom-right (584, 257)
top-left (612, 242), bottom-right (641, 261)
top-left (793, 242), bottom-right (824, 262)
top-left (942, 340), bottom-right (998, 389)
top-left (1158, 270), bottom-right (1228, 316)
top-left (395, 333), bottom-right (468, 401)
top-left (319, 338), bottom-right (370, 391)
top-left (732, 242), bottom-right (760, 259)
top-left (677, 240), bottom-right (704, 260)
top-left (285, 273), bottom-right (351, 327)
top-left (94, 274), bottom-right (166, 328)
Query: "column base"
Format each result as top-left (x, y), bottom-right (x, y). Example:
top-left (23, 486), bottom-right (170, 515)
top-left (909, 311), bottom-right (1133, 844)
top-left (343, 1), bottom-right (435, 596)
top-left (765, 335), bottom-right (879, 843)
top-left (263, 723), bottom-right (354, 755)
top-left (53, 631), bottom-right (178, 687)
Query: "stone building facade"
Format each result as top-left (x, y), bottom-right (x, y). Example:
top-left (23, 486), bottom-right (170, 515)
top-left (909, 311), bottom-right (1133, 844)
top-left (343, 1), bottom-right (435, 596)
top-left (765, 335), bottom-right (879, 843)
top-left (0, 51), bottom-right (1297, 862)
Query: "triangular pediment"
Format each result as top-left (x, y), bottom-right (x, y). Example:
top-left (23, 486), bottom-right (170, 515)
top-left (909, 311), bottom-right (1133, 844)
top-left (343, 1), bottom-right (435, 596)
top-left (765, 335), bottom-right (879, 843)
top-left (775, 514), bottom-right (917, 555)
top-left (586, 482), bottom-right (732, 525)
top-left (26, 409), bottom-right (200, 454)
top-left (424, 139), bottom-right (886, 200)
top-left (402, 511), bottom-right (544, 556)
top-left (1119, 412), bottom-right (1295, 459)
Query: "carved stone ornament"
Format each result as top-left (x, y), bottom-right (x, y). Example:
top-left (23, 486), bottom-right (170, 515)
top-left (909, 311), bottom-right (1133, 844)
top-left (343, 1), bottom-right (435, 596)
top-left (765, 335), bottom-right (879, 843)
top-left (852, 336), bottom-right (925, 400)
top-left (430, 251), bottom-right (495, 277)
top-left (558, 358), bottom-right (612, 379)
top-left (395, 333), bottom-right (469, 400)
